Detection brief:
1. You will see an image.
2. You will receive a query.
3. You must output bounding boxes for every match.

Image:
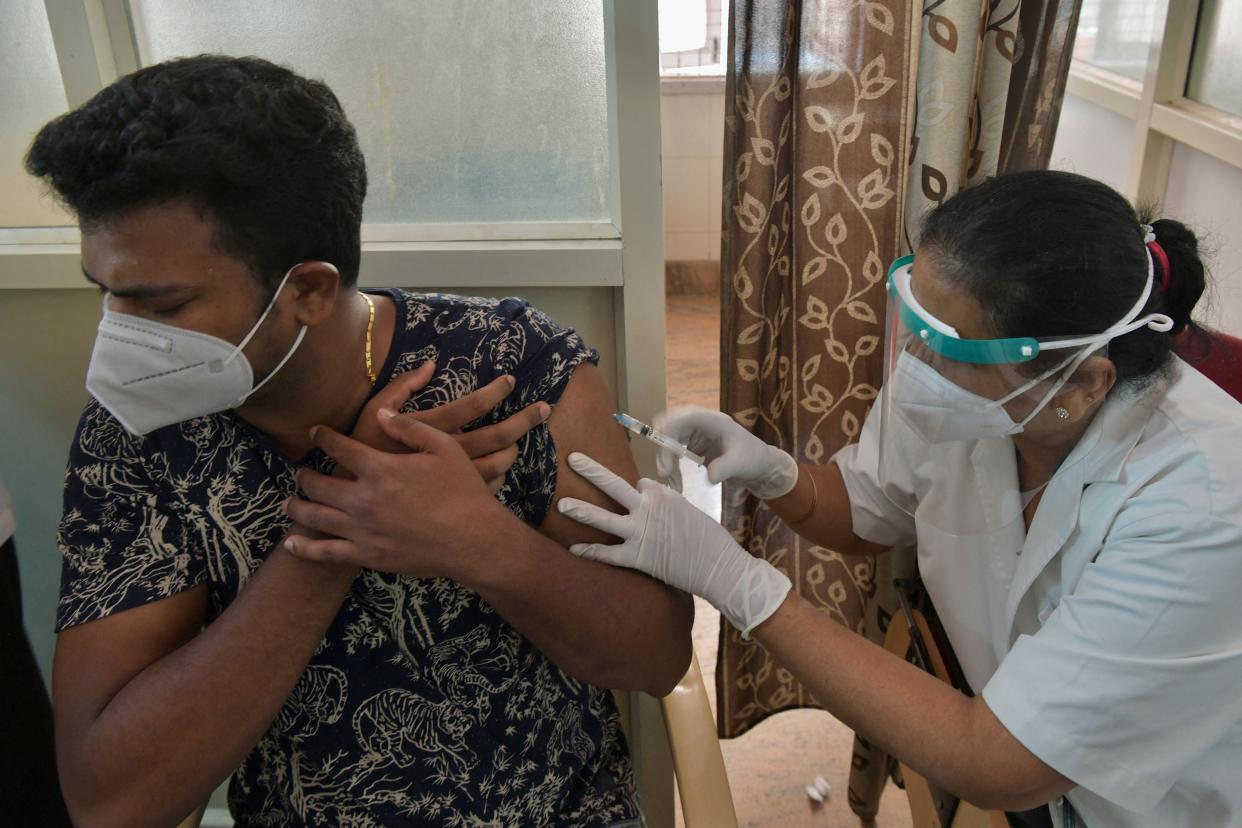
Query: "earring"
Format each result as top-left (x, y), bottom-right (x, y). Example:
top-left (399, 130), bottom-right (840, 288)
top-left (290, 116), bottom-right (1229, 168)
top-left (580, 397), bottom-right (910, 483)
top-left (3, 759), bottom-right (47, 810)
top-left (1085, 395), bottom-right (1094, 404)
top-left (1055, 406), bottom-right (1070, 420)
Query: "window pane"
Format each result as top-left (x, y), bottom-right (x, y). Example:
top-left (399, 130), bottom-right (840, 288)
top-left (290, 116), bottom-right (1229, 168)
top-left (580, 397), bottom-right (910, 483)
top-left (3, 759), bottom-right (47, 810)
top-left (660, 0), bottom-right (727, 76)
top-left (1186, 0), bottom-right (1242, 119)
top-left (660, 0), bottom-right (707, 54)
top-left (1073, 0), bottom-right (1159, 82)
top-left (1, 0), bottom-right (71, 227)
top-left (131, 0), bottom-right (611, 226)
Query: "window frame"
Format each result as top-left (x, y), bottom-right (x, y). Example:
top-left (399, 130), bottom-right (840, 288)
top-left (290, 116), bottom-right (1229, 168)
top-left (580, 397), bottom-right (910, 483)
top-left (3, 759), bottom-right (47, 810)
top-left (1, 0), bottom-right (646, 293)
top-left (1066, 0), bottom-right (1242, 204)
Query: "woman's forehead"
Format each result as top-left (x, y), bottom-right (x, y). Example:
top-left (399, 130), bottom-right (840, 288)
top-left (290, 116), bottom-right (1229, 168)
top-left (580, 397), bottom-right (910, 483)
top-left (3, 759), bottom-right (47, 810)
top-left (909, 249), bottom-right (994, 340)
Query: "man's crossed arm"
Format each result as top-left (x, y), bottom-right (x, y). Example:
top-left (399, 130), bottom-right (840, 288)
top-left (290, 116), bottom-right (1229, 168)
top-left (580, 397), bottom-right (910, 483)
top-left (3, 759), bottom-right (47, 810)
top-left (285, 363), bottom-right (695, 695)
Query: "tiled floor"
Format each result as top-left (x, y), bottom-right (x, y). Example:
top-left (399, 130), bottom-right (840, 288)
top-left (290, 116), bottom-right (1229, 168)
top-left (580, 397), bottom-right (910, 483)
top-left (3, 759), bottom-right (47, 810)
top-left (665, 294), bottom-right (911, 828)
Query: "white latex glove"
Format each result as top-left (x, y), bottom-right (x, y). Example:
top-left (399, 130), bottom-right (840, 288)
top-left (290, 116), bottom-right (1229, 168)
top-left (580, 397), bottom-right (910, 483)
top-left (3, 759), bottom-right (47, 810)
top-left (653, 405), bottom-right (799, 499)
top-left (559, 452), bottom-right (792, 637)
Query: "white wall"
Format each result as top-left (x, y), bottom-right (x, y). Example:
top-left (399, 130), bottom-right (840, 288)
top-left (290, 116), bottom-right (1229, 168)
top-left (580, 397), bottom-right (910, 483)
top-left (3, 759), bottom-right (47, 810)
top-left (660, 81), bottom-right (725, 261)
top-left (1162, 144), bottom-right (1242, 335)
top-left (1051, 94), bottom-right (1242, 337)
top-left (1048, 95), bottom-right (1137, 193)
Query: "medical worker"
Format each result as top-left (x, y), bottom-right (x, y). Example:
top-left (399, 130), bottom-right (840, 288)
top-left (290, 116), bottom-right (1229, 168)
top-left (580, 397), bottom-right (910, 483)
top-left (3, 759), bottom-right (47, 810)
top-left (559, 171), bottom-right (1242, 827)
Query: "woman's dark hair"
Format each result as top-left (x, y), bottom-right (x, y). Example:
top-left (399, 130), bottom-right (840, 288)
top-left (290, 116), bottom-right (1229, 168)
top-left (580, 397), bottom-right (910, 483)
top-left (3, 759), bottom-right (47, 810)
top-left (25, 54), bottom-right (367, 292)
top-left (919, 169), bottom-right (1208, 391)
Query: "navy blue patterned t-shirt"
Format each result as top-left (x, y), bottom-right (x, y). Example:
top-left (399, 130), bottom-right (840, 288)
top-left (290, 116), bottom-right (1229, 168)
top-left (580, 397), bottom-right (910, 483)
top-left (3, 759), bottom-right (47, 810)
top-left (57, 290), bottom-right (641, 827)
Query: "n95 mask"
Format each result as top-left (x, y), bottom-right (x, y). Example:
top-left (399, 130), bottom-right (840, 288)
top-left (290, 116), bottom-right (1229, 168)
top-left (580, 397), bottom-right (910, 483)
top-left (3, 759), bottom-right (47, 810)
top-left (85, 265), bottom-right (309, 435)
top-left (888, 348), bottom-right (1083, 444)
top-left (888, 350), bottom-right (1021, 443)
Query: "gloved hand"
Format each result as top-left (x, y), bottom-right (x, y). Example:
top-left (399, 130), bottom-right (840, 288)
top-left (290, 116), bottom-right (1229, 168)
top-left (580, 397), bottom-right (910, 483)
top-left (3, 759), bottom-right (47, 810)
top-left (654, 405), bottom-right (799, 499)
top-left (558, 452), bottom-right (792, 637)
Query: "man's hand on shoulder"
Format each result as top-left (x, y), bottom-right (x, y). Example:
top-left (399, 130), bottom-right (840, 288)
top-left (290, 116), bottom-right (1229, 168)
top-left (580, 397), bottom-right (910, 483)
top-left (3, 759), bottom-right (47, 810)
top-left (344, 361), bottom-right (549, 493)
top-left (285, 413), bottom-right (519, 579)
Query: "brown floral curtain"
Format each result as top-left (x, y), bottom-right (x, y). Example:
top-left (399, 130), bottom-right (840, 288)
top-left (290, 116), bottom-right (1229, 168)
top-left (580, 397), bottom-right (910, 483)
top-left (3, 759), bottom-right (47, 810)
top-left (717, 0), bottom-right (1081, 817)
top-left (718, 0), bottom-right (916, 730)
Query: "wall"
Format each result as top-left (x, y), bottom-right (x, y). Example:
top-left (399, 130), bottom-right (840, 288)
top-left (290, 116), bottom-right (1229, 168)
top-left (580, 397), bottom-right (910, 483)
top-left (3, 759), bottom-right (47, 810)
top-left (1050, 95), bottom-right (1242, 336)
top-left (0, 284), bottom-right (619, 689)
top-left (1162, 144), bottom-right (1242, 335)
top-left (660, 80), bottom-right (725, 262)
top-left (1047, 94), bottom-right (1137, 193)
top-left (1, 290), bottom-right (99, 687)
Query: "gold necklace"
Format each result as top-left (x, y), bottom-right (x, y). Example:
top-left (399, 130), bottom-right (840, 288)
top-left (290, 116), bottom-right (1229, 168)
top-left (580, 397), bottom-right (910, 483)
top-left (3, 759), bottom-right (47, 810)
top-left (362, 292), bottom-right (377, 385)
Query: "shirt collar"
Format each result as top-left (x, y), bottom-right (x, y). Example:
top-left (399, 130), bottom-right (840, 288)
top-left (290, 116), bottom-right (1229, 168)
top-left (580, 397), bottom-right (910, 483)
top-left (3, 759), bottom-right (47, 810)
top-left (1060, 389), bottom-right (1152, 485)
top-left (1004, 386), bottom-right (1158, 628)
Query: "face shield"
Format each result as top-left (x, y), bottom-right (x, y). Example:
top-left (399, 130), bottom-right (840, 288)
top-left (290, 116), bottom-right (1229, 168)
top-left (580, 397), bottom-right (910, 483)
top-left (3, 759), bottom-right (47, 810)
top-left (876, 253), bottom-right (1173, 537)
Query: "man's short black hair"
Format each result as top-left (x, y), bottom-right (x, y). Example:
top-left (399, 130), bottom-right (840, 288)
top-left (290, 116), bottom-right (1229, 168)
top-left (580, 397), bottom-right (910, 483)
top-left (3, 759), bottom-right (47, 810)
top-left (25, 54), bottom-right (367, 291)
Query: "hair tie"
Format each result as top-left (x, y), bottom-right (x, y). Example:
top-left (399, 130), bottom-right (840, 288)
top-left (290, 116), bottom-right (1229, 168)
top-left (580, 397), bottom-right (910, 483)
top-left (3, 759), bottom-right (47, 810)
top-left (1141, 224), bottom-right (1171, 292)
top-left (1148, 240), bottom-right (1171, 293)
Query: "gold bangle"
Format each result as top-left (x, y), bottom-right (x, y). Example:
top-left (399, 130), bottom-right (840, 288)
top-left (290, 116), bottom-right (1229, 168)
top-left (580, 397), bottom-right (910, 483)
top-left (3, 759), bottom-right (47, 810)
top-left (784, 466), bottom-right (819, 526)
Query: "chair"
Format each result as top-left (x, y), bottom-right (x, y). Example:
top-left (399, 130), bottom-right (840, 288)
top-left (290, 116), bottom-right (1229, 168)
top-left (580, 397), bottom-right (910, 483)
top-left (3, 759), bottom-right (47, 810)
top-left (1172, 327), bottom-right (1242, 402)
top-left (659, 652), bottom-right (739, 827)
top-left (175, 653), bottom-right (737, 828)
top-left (882, 608), bottom-right (1007, 828)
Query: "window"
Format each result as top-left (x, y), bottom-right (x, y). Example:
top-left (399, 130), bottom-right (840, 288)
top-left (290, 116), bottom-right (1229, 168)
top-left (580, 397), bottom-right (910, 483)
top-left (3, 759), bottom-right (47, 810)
top-left (1, 1), bottom-right (664, 301)
top-left (1, 0), bottom-right (71, 227)
top-left (659, 0), bottom-right (728, 77)
top-left (130, 0), bottom-right (613, 227)
top-left (1065, 0), bottom-right (1242, 208)
top-left (1185, 0), bottom-right (1242, 119)
top-left (1073, 0), bottom-right (1159, 83)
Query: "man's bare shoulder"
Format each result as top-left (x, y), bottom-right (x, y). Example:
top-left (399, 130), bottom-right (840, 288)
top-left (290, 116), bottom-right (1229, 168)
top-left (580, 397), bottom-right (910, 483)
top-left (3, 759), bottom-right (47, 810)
top-left (539, 364), bottom-right (639, 549)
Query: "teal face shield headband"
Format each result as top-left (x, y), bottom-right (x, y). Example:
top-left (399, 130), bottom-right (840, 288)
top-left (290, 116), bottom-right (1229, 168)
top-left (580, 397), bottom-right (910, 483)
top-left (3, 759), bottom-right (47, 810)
top-left (886, 254), bottom-right (1175, 365)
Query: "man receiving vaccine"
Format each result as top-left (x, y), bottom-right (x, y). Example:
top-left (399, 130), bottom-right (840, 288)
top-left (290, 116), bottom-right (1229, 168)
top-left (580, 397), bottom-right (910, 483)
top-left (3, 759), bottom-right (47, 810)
top-left (28, 55), bottom-right (690, 828)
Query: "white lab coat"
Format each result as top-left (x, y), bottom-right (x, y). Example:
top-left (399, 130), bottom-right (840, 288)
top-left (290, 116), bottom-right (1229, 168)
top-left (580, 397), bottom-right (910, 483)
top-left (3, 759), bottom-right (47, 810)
top-left (833, 357), bottom-right (1242, 828)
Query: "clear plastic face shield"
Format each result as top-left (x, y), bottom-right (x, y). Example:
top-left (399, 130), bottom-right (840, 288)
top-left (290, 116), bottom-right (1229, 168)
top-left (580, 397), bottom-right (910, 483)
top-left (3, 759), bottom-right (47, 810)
top-left (876, 251), bottom-right (1173, 537)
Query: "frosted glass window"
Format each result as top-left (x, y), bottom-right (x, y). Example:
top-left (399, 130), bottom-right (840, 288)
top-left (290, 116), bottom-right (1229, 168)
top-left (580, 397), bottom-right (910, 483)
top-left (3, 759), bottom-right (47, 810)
top-left (1, 0), bottom-right (72, 227)
top-left (1073, 0), bottom-right (1158, 82)
top-left (1186, 0), bottom-right (1242, 119)
top-left (131, 1), bottom-right (611, 225)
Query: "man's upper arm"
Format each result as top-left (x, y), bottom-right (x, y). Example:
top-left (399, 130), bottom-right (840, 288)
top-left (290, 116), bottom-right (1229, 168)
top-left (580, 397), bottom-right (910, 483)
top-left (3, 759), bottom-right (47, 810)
top-left (54, 586), bottom-right (206, 759)
top-left (54, 405), bottom-right (211, 754)
top-left (538, 363), bottom-right (639, 548)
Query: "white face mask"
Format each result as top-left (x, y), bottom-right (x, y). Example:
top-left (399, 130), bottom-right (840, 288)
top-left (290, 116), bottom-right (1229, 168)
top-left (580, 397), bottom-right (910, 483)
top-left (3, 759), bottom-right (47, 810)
top-left (889, 348), bottom-right (1084, 444)
top-left (85, 265), bottom-right (310, 435)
